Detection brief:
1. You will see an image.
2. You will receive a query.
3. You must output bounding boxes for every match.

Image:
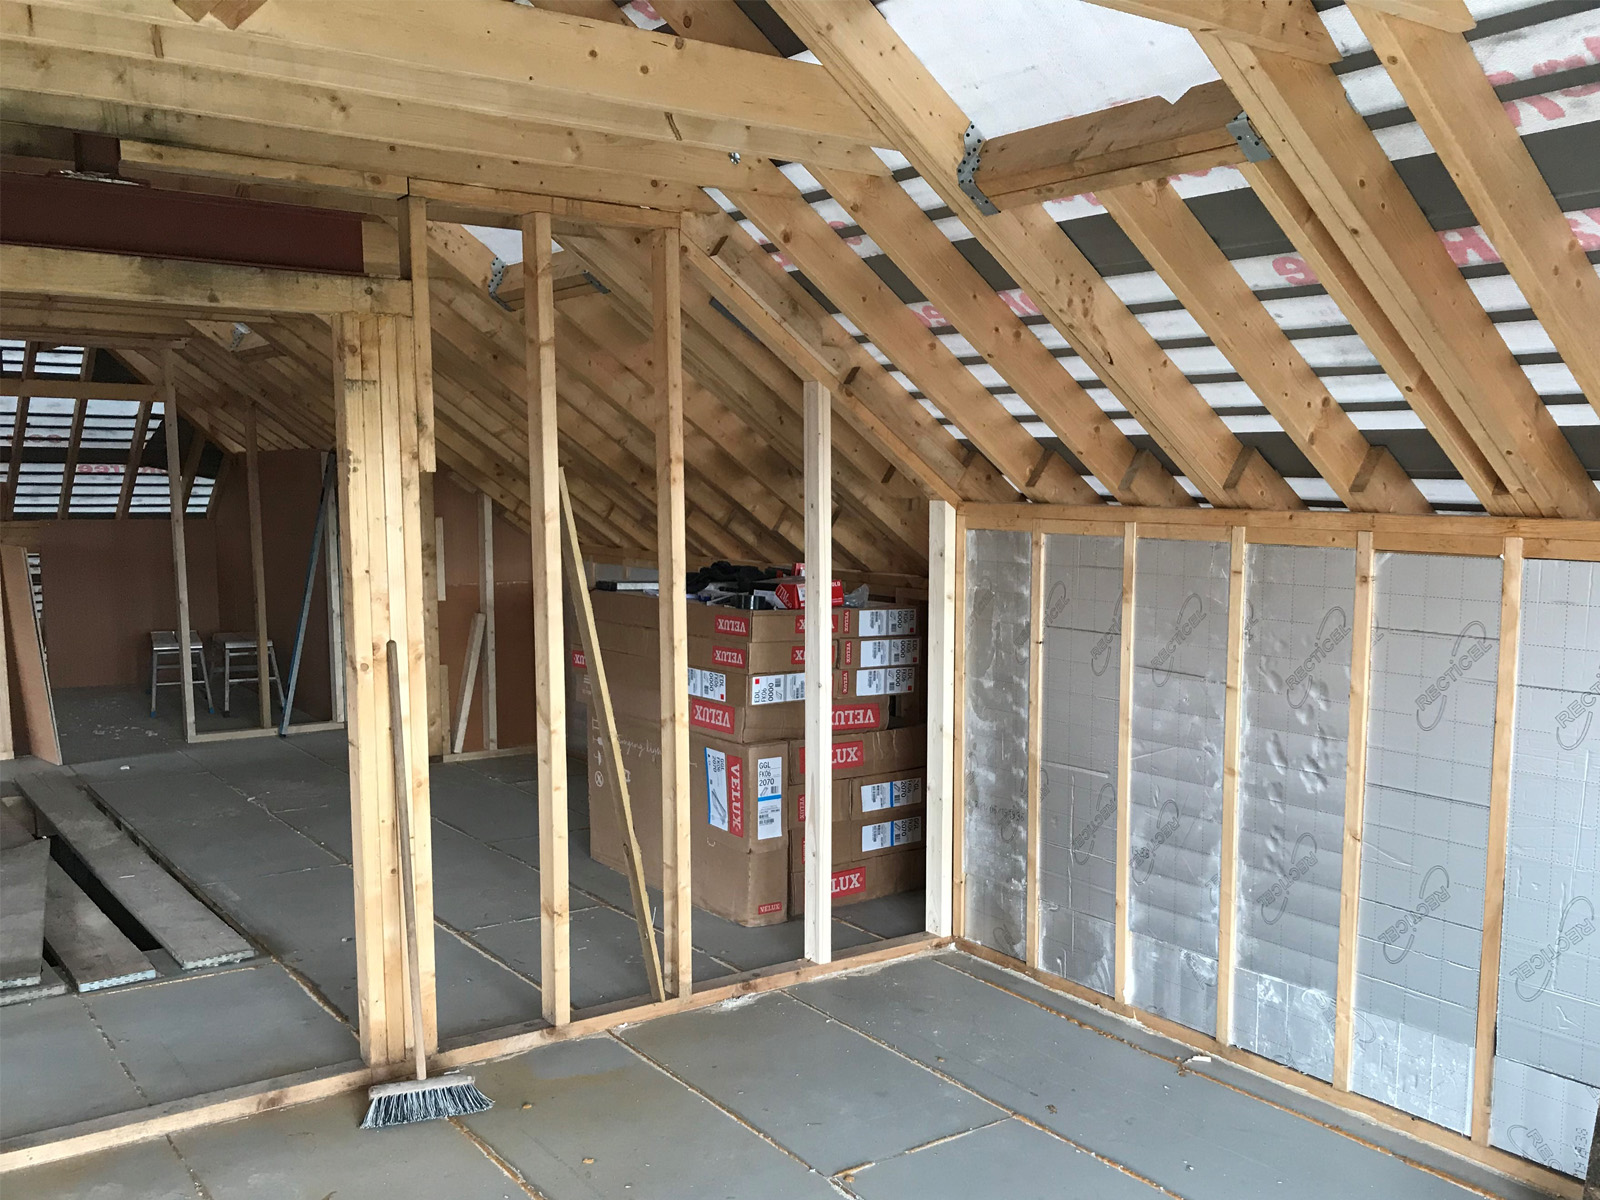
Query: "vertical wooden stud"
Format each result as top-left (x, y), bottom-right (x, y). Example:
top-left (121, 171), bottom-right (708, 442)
top-left (952, 505), bottom-right (968, 939)
top-left (522, 212), bottom-right (569, 1026)
top-left (334, 312), bottom-right (438, 1067)
top-left (0, 549), bottom-right (11, 761)
top-left (655, 226), bottom-right (692, 996)
top-left (398, 194), bottom-right (436, 472)
top-left (419, 476), bottom-right (444, 752)
top-left (1216, 525), bottom-right (1248, 1045)
top-left (1114, 522), bottom-right (1137, 1002)
top-left (1334, 530), bottom-right (1377, 1091)
top-left (245, 402), bottom-right (272, 729)
top-left (803, 379), bottom-right (833, 965)
top-left (1025, 525), bottom-right (1045, 969)
top-left (162, 348), bottom-right (198, 744)
top-left (925, 500), bottom-right (958, 937)
top-left (1474, 535), bottom-right (1523, 1142)
top-left (478, 492), bottom-right (498, 752)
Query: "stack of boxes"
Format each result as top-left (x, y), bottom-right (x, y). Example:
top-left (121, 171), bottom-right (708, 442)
top-left (580, 586), bottom-right (927, 926)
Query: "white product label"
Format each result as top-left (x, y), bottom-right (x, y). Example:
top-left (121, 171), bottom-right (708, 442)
top-left (756, 795), bottom-right (783, 841)
top-left (749, 672), bottom-right (805, 705)
top-left (859, 608), bottom-right (918, 638)
top-left (857, 667), bottom-right (917, 696)
top-left (704, 747), bottom-right (729, 832)
top-left (859, 637), bottom-right (921, 668)
top-left (860, 775), bottom-right (924, 813)
top-left (862, 814), bottom-right (924, 853)
top-left (687, 667), bottom-right (727, 703)
top-left (756, 756), bottom-right (784, 800)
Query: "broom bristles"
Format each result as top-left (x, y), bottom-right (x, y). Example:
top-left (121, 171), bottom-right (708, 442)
top-left (361, 1073), bottom-right (493, 1129)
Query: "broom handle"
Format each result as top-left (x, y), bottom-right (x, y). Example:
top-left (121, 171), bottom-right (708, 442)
top-left (386, 640), bottom-right (429, 1084)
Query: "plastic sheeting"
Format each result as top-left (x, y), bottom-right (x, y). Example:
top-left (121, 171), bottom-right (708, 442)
top-left (1128, 538), bottom-right (1229, 1033)
top-left (1490, 557), bottom-right (1600, 1178)
top-left (1233, 544), bottom-right (1354, 1081)
top-left (1353, 552), bottom-right (1501, 1135)
top-left (962, 529), bottom-right (1032, 959)
top-left (1037, 534), bottom-right (1123, 995)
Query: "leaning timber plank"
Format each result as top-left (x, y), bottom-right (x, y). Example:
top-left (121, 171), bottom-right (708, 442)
top-left (0, 840), bottom-right (48, 987)
top-left (16, 771), bottom-right (251, 969)
top-left (0, 964), bottom-right (67, 1007)
top-left (44, 859), bottom-right (157, 992)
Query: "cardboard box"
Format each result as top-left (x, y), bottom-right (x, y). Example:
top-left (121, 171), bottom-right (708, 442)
top-left (791, 767), bottom-right (928, 829)
top-left (690, 634), bottom-right (822, 675)
top-left (684, 600), bottom-right (919, 644)
top-left (789, 846), bottom-right (925, 913)
top-left (791, 724), bottom-right (925, 784)
top-left (687, 733), bottom-right (789, 849)
top-left (587, 715), bottom-right (793, 927)
top-left (789, 808), bottom-right (926, 871)
top-left (836, 635), bottom-right (923, 670)
top-left (697, 836), bottom-right (789, 927)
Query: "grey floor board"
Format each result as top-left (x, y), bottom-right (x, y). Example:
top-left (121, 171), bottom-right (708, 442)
top-left (203, 863), bottom-right (355, 961)
top-left (0, 840), bottom-right (49, 986)
top-left (470, 906), bottom-right (730, 1011)
top-left (0, 1134), bottom-right (197, 1199)
top-left (617, 991), bottom-right (1003, 1176)
top-left (277, 801), bottom-right (354, 860)
top-left (847, 1117), bottom-right (1163, 1200)
top-left (289, 728), bottom-right (352, 769)
top-left (430, 768), bottom-right (541, 844)
top-left (0, 994), bottom-right (148, 1138)
top-left (43, 858), bottom-right (156, 991)
top-left (434, 928), bottom-right (545, 1041)
top-left (687, 909), bottom-right (880, 973)
top-left (62, 749), bottom-right (207, 782)
top-left (20, 771), bottom-right (252, 970)
top-left (798, 957), bottom-right (1482, 1200)
top-left (460, 1035), bottom-right (840, 1200)
top-left (461, 753), bottom-right (537, 787)
top-left (86, 964), bottom-right (358, 1103)
top-left (834, 890), bottom-right (926, 940)
top-left (97, 802), bottom-right (340, 887)
top-left (429, 821), bottom-right (580, 931)
top-left (171, 1090), bottom-right (522, 1199)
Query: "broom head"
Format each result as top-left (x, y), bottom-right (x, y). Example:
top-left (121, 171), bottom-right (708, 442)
top-left (361, 1072), bottom-right (493, 1129)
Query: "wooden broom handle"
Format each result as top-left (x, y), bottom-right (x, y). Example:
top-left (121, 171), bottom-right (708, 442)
top-left (386, 639), bottom-right (428, 1083)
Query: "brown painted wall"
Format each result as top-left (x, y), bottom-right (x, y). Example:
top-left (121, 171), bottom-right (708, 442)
top-left (36, 518), bottom-right (221, 690)
top-left (212, 449), bottom-right (333, 721)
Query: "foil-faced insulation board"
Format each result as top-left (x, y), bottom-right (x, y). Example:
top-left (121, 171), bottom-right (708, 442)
top-left (1037, 534), bottom-right (1123, 996)
top-left (1233, 543), bottom-right (1354, 1081)
top-left (1128, 537), bottom-right (1229, 1034)
top-left (1353, 552), bottom-right (1501, 1135)
top-left (1490, 557), bottom-right (1600, 1178)
top-left (962, 529), bottom-right (1031, 960)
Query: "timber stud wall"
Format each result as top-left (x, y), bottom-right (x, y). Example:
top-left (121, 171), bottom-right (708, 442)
top-left (954, 502), bottom-right (1600, 1200)
top-left (333, 311), bottom-right (437, 1065)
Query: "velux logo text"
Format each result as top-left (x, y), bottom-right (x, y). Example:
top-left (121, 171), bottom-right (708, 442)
top-left (1415, 621), bottom-right (1493, 731)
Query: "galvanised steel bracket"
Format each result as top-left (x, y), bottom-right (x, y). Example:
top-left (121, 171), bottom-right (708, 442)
top-left (1227, 112), bottom-right (1273, 162)
top-left (956, 123), bottom-right (1000, 216)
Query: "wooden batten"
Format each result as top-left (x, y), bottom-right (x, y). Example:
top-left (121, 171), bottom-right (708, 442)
top-left (1024, 527), bottom-right (1044, 969)
top-left (1113, 523), bottom-right (1136, 1002)
top-left (925, 500), bottom-right (958, 937)
top-left (163, 351), bottom-right (199, 744)
top-left (521, 211), bottom-right (571, 1027)
top-left (802, 378), bottom-right (833, 965)
top-left (655, 227), bottom-right (693, 996)
top-left (332, 311), bottom-right (438, 1066)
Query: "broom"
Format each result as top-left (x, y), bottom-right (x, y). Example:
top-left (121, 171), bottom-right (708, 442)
top-left (362, 640), bottom-right (493, 1130)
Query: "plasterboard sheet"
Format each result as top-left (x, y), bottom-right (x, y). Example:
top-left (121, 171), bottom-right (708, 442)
top-left (1491, 557), bottom-right (1600, 1178)
top-left (962, 529), bottom-right (1031, 959)
top-left (1352, 552), bottom-right (1501, 1135)
top-left (1037, 534), bottom-right (1122, 996)
top-left (1128, 537), bottom-right (1229, 1034)
top-left (1233, 544), bottom-right (1354, 1082)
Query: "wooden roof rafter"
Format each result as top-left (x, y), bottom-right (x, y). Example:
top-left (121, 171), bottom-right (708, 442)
top-left (770, 0), bottom-right (1304, 512)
